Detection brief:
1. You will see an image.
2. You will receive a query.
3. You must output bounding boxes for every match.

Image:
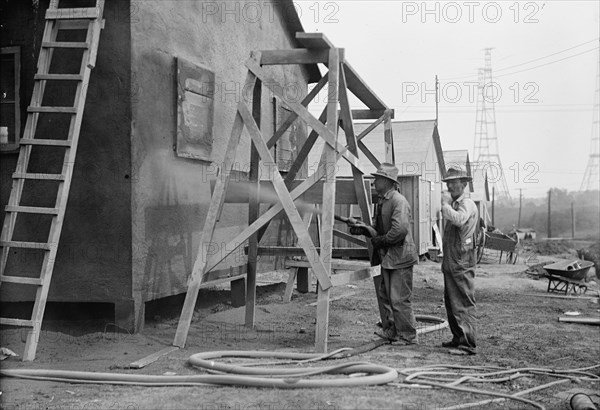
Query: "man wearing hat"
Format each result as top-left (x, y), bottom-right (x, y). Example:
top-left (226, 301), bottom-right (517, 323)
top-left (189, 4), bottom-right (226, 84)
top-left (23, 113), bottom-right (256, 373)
top-left (350, 163), bottom-right (419, 345)
top-left (441, 167), bottom-right (479, 355)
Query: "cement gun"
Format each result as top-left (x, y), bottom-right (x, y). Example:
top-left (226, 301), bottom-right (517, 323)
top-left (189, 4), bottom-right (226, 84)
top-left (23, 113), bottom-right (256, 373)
top-left (334, 214), bottom-right (378, 238)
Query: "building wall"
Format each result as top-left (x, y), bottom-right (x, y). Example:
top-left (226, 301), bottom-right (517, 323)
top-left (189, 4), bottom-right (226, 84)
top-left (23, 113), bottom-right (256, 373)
top-left (129, 1), bottom-right (310, 305)
top-left (0, 0), bottom-right (132, 303)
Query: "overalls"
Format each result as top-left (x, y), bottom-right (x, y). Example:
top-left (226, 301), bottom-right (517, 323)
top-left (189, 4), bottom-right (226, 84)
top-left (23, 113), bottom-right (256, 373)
top-left (442, 195), bottom-right (479, 349)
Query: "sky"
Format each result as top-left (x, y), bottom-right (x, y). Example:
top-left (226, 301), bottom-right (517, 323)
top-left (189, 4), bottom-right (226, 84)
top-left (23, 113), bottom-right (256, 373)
top-left (296, 0), bottom-right (600, 198)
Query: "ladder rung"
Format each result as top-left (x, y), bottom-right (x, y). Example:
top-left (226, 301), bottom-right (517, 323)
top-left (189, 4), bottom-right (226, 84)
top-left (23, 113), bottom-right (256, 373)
top-left (20, 139), bottom-right (72, 147)
top-left (5, 206), bottom-right (60, 215)
top-left (46, 7), bottom-right (100, 20)
top-left (0, 241), bottom-right (51, 250)
top-left (35, 74), bottom-right (83, 81)
top-left (27, 106), bottom-right (78, 113)
top-left (0, 276), bottom-right (43, 286)
top-left (13, 173), bottom-right (66, 181)
top-left (42, 41), bottom-right (89, 49)
top-left (0, 318), bottom-right (34, 327)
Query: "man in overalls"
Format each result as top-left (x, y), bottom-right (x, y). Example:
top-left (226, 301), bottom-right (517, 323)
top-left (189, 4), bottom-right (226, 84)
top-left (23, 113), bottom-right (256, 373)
top-left (441, 167), bottom-right (479, 355)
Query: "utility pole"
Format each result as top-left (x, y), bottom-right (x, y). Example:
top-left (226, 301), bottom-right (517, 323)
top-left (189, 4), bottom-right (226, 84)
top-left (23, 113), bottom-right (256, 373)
top-left (517, 188), bottom-right (522, 228)
top-left (435, 75), bottom-right (439, 124)
top-left (571, 202), bottom-right (576, 239)
top-left (492, 187), bottom-right (495, 225)
top-left (547, 189), bottom-right (552, 238)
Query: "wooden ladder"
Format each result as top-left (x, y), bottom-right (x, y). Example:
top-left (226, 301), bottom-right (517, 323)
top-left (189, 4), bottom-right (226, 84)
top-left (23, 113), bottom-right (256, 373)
top-left (0, 0), bottom-right (105, 361)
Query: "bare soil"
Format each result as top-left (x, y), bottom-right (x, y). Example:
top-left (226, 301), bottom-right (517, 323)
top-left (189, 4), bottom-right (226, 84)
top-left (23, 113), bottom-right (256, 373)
top-left (1, 250), bottom-right (599, 410)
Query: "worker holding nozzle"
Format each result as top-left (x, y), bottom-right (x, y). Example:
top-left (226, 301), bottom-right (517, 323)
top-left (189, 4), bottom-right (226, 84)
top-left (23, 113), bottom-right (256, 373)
top-left (346, 163), bottom-right (419, 345)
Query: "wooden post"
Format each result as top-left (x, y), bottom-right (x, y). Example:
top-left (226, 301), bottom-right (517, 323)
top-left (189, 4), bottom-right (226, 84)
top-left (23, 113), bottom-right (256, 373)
top-left (246, 73), bottom-right (261, 327)
top-left (547, 189), bottom-right (552, 239)
top-left (316, 48), bottom-right (340, 353)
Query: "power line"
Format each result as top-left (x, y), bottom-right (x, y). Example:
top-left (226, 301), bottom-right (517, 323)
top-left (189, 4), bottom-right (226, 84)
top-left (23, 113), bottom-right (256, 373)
top-left (494, 38), bottom-right (599, 73)
top-left (440, 38), bottom-right (599, 81)
top-left (495, 47), bottom-right (599, 78)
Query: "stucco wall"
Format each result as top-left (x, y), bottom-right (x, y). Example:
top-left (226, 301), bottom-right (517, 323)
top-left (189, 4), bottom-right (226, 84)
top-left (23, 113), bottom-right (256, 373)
top-left (129, 1), bottom-right (309, 303)
top-left (0, 0), bottom-right (132, 303)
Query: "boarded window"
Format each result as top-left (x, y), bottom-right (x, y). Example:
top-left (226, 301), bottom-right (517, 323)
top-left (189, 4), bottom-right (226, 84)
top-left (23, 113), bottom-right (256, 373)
top-left (1, 46), bottom-right (21, 151)
top-left (175, 58), bottom-right (214, 162)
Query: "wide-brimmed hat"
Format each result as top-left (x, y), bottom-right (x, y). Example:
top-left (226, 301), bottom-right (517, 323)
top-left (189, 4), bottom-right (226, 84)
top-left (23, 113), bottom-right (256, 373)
top-left (371, 163), bottom-right (399, 183)
top-left (443, 167), bottom-right (472, 182)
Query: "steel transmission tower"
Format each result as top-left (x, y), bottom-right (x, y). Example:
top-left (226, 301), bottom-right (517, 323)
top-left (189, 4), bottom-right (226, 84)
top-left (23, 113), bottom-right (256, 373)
top-left (580, 54), bottom-right (599, 191)
top-left (473, 48), bottom-right (511, 199)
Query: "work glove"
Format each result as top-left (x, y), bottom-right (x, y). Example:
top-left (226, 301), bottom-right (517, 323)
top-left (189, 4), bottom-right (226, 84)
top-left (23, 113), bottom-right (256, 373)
top-left (371, 236), bottom-right (387, 249)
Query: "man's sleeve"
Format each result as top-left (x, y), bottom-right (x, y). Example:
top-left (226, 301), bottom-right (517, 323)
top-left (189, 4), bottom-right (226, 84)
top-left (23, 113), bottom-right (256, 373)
top-left (382, 198), bottom-right (409, 245)
top-left (442, 200), bottom-right (476, 227)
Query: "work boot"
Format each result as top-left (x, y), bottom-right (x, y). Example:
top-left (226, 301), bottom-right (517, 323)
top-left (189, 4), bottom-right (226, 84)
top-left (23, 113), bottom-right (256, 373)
top-left (374, 328), bottom-right (399, 342)
top-left (441, 339), bottom-right (460, 348)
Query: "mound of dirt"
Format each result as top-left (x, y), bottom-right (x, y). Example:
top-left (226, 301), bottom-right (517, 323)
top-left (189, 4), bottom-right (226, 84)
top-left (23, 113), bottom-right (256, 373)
top-left (535, 240), bottom-right (577, 256)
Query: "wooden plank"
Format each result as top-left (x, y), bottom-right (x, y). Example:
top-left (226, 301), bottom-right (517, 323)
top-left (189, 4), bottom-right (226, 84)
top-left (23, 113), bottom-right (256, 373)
top-left (558, 316), bottom-right (600, 325)
top-left (283, 106), bottom-right (328, 181)
top-left (286, 259), bottom-right (370, 270)
top-left (266, 73), bottom-right (328, 149)
top-left (45, 7), bottom-right (100, 20)
top-left (42, 41), bottom-right (89, 49)
top-left (238, 101), bottom-right (332, 290)
top-left (283, 270), bottom-right (297, 302)
top-left (0, 276), bottom-right (42, 286)
top-left (12, 173), bottom-right (65, 181)
top-left (34, 74), bottom-right (83, 81)
top-left (383, 110), bottom-right (394, 163)
top-left (5, 206), bottom-right (59, 215)
top-left (56, 20), bottom-right (89, 30)
top-left (350, 109), bottom-right (395, 120)
top-left (249, 246), bottom-right (370, 258)
top-left (0, 241), bottom-right (51, 250)
top-left (261, 49), bottom-right (329, 65)
top-left (342, 61), bottom-right (387, 111)
top-left (245, 58), bottom-right (364, 174)
top-left (128, 346), bottom-right (179, 369)
top-left (358, 140), bottom-right (380, 169)
top-left (173, 74), bottom-right (254, 348)
top-left (296, 32), bottom-right (336, 49)
top-left (27, 106), bottom-right (78, 113)
top-left (246, 75), bottom-right (261, 327)
top-left (19, 139), bottom-right (72, 147)
top-left (333, 229), bottom-right (367, 247)
top-left (0, 318), bottom-right (34, 327)
top-left (199, 273), bottom-right (246, 289)
top-left (316, 48), bottom-right (340, 353)
top-left (231, 278), bottom-right (246, 308)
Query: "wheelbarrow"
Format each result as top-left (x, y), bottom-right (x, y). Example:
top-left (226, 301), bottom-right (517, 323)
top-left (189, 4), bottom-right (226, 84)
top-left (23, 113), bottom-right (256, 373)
top-left (542, 259), bottom-right (594, 295)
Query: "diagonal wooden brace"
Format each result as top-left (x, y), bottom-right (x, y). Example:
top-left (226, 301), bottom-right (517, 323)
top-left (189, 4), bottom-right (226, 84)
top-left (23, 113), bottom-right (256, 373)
top-left (238, 102), bottom-right (333, 290)
top-left (245, 58), bottom-right (365, 174)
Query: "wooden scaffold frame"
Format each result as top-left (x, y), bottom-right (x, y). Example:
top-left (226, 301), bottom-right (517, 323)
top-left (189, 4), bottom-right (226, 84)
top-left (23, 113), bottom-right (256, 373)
top-left (173, 33), bottom-right (395, 353)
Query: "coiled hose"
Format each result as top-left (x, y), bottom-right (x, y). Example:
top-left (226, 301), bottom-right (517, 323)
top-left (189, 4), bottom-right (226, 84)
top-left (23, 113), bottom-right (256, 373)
top-left (0, 314), bottom-right (447, 388)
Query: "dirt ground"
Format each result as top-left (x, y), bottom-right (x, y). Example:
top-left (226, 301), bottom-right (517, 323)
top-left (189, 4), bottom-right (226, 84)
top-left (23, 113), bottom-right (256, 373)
top-left (1, 247), bottom-right (600, 410)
